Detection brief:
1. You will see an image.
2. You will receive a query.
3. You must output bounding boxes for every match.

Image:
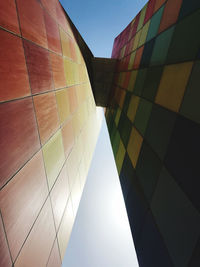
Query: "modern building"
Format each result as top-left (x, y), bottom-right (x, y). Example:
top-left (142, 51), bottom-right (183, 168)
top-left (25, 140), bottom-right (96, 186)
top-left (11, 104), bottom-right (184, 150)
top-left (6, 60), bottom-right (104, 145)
top-left (0, 0), bottom-right (200, 266)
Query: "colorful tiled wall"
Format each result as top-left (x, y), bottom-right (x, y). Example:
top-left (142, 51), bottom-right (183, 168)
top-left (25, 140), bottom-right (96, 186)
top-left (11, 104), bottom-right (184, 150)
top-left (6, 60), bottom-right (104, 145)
top-left (0, 1), bottom-right (101, 266)
top-left (106, 0), bottom-right (200, 266)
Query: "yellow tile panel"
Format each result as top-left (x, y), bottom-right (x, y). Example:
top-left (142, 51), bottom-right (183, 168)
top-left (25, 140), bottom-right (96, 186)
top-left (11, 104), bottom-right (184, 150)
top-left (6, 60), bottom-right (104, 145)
top-left (155, 62), bottom-right (193, 112)
top-left (138, 20), bottom-right (150, 47)
top-left (128, 70), bottom-right (138, 91)
top-left (56, 88), bottom-right (70, 124)
top-left (132, 30), bottom-right (142, 51)
top-left (127, 95), bottom-right (140, 122)
top-left (42, 130), bottom-right (65, 189)
top-left (60, 27), bottom-right (71, 59)
top-left (127, 127), bottom-right (143, 168)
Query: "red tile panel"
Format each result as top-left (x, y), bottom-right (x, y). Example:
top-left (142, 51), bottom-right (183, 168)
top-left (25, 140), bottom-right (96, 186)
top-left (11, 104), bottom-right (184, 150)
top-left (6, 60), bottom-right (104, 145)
top-left (50, 164), bottom-right (70, 230)
top-left (14, 198), bottom-right (56, 267)
top-left (132, 13), bottom-right (141, 37)
top-left (33, 92), bottom-right (60, 145)
top-left (61, 119), bottom-right (74, 158)
top-left (0, 29), bottom-right (30, 102)
top-left (154, 0), bottom-right (166, 12)
top-left (0, 98), bottom-right (40, 188)
top-left (41, 0), bottom-right (58, 19)
top-left (0, 216), bottom-right (12, 267)
top-left (16, 0), bottom-right (48, 48)
top-left (144, 0), bottom-right (156, 24)
top-left (24, 40), bottom-right (54, 94)
top-left (47, 240), bottom-right (61, 267)
top-left (44, 11), bottom-right (62, 54)
top-left (56, 2), bottom-right (69, 33)
top-left (50, 52), bottom-right (66, 89)
top-left (68, 86), bottom-right (78, 114)
top-left (133, 46), bottom-right (144, 69)
top-left (0, 0), bottom-right (20, 34)
top-left (159, 0), bottom-right (183, 33)
top-left (0, 151), bottom-right (48, 261)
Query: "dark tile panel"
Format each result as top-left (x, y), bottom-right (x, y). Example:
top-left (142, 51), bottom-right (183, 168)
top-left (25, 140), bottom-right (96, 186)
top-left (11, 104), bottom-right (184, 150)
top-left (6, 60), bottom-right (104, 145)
top-left (136, 211), bottom-right (173, 267)
top-left (165, 115), bottom-right (200, 211)
top-left (136, 142), bottom-right (162, 201)
top-left (145, 104), bottom-right (177, 160)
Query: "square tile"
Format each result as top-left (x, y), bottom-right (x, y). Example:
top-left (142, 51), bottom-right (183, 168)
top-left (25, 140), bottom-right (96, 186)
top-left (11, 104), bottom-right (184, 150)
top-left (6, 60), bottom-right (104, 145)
top-left (127, 127), bottom-right (143, 168)
top-left (144, 0), bottom-right (156, 24)
top-left (142, 65), bottom-right (163, 101)
top-left (115, 140), bottom-right (126, 173)
top-left (158, 0), bottom-right (182, 33)
top-left (150, 26), bottom-right (175, 66)
top-left (44, 11), bottom-right (62, 54)
top-left (61, 119), bottom-right (74, 158)
top-left (138, 21), bottom-right (150, 47)
top-left (136, 211), bottom-right (173, 267)
top-left (118, 112), bottom-right (132, 147)
top-left (136, 142), bottom-right (162, 201)
top-left (178, 0), bottom-right (200, 20)
top-left (50, 52), bottom-right (66, 89)
top-left (146, 5), bottom-right (164, 41)
top-left (180, 61), bottom-right (200, 124)
top-left (133, 68), bottom-right (147, 96)
top-left (50, 164), bottom-right (70, 230)
top-left (42, 130), bottom-right (65, 189)
top-left (24, 40), bottom-right (54, 94)
top-left (0, 151), bottom-right (48, 261)
top-left (145, 104), bottom-right (177, 160)
top-left (155, 62), bottom-right (193, 112)
top-left (127, 95), bottom-right (140, 122)
top-left (16, 0), bottom-right (47, 48)
top-left (154, 0), bottom-right (166, 12)
top-left (14, 198), bottom-right (56, 267)
top-left (56, 88), bottom-right (70, 124)
top-left (0, 215), bottom-right (12, 267)
top-left (57, 198), bottom-right (74, 260)
top-left (166, 10), bottom-right (200, 63)
top-left (0, 98), bottom-right (40, 188)
top-left (68, 86), bottom-right (78, 114)
top-left (41, 0), bottom-right (57, 19)
top-left (140, 38), bottom-right (155, 68)
top-left (0, 29), bottom-right (30, 102)
top-left (137, 4), bottom-right (147, 31)
top-left (127, 70), bottom-right (138, 91)
top-left (151, 167), bottom-right (200, 267)
top-left (0, 0), bottom-right (20, 34)
top-left (60, 27), bottom-right (71, 59)
top-left (33, 92), bottom-right (60, 145)
top-left (164, 115), bottom-right (200, 212)
top-left (46, 240), bottom-right (61, 267)
top-left (63, 58), bottom-right (75, 86)
top-left (134, 98), bottom-right (153, 136)
top-left (133, 46), bottom-right (144, 69)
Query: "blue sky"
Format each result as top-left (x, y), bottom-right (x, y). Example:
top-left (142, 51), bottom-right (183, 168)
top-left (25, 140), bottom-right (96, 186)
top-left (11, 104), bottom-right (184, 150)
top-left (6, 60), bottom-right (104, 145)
top-left (60, 0), bottom-right (148, 57)
top-left (62, 110), bottom-right (139, 267)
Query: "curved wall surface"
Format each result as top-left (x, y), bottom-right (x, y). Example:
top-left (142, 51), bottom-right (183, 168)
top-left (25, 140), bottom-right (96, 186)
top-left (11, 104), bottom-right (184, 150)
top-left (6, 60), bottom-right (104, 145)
top-left (0, 1), bottom-right (101, 266)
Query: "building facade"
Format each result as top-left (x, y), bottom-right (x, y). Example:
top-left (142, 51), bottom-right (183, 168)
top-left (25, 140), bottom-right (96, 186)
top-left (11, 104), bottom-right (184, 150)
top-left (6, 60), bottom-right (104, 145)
top-left (0, 0), bottom-right (200, 266)
top-left (0, 1), bottom-right (101, 266)
top-left (106, 0), bottom-right (200, 266)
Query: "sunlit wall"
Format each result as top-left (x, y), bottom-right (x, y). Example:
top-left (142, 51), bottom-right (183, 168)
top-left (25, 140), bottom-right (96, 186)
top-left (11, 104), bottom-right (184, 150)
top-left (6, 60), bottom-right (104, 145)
top-left (106, 0), bottom-right (200, 266)
top-left (0, 1), bottom-right (101, 266)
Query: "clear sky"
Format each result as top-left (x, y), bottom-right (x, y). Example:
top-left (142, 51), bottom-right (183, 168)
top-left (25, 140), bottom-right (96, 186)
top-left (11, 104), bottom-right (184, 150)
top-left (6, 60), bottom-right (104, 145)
top-left (60, 0), bottom-right (148, 57)
top-left (62, 110), bottom-right (139, 267)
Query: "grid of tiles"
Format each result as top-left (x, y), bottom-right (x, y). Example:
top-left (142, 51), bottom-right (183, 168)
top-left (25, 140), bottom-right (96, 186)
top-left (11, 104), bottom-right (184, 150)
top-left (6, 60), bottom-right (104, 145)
top-left (106, 0), bottom-right (200, 266)
top-left (0, 1), bottom-right (101, 266)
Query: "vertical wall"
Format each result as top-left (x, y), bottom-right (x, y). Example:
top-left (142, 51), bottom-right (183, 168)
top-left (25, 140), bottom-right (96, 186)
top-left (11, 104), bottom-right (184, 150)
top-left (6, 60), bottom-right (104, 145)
top-left (106, 1), bottom-right (200, 266)
top-left (0, 0), bottom-right (101, 266)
